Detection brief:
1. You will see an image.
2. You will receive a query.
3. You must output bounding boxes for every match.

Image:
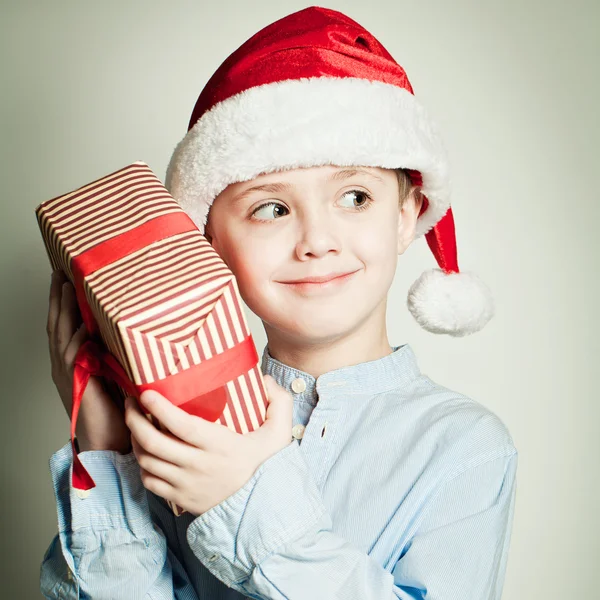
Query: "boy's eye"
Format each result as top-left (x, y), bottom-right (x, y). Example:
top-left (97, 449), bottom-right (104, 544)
top-left (339, 189), bottom-right (372, 209)
top-left (251, 201), bottom-right (289, 220)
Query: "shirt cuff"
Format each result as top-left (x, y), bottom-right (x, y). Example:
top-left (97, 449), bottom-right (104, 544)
top-left (49, 440), bottom-right (155, 539)
top-left (186, 439), bottom-right (327, 588)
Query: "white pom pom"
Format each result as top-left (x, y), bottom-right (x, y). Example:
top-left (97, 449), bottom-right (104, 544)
top-left (406, 268), bottom-right (495, 337)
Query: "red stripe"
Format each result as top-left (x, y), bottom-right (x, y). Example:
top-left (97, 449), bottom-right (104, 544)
top-left (71, 212), bottom-right (197, 335)
top-left (232, 374), bottom-right (253, 431)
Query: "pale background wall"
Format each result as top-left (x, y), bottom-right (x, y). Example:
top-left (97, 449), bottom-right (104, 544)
top-left (1, 1), bottom-right (597, 598)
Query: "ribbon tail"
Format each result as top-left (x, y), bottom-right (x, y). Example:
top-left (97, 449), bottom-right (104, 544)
top-left (70, 345), bottom-right (97, 492)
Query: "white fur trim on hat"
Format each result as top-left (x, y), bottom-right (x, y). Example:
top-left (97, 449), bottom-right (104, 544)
top-left (407, 268), bottom-right (495, 336)
top-left (165, 76), bottom-right (451, 238)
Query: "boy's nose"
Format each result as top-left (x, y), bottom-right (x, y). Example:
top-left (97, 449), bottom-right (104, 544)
top-left (294, 214), bottom-right (342, 260)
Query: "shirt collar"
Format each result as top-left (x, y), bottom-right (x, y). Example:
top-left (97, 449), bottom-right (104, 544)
top-left (260, 343), bottom-right (421, 406)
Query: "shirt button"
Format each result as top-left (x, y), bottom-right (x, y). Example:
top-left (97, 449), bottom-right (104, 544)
top-left (208, 553), bottom-right (220, 562)
top-left (75, 488), bottom-right (91, 499)
top-left (291, 377), bottom-right (307, 393)
top-left (292, 424), bottom-right (305, 439)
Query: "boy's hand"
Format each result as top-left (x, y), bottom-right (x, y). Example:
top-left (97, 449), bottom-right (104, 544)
top-left (47, 269), bottom-right (131, 454)
top-left (124, 375), bottom-right (293, 516)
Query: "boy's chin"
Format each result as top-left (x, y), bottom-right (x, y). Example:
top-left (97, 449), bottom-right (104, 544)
top-left (271, 317), bottom-right (360, 345)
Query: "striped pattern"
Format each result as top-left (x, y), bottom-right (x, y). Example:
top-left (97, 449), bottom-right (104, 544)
top-left (35, 162), bottom-right (269, 515)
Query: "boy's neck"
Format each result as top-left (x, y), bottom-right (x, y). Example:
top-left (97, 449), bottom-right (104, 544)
top-left (263, 316), bottom-right (394, 380)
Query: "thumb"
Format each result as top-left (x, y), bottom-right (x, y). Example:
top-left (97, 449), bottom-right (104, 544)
top-left (262, 374), bottom-right (293, 430)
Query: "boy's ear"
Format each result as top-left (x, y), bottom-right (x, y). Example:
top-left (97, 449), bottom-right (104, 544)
top-left (204, 218), bottom-right (214, 245)
top-left (397, 188), bottom-right (423, 255)
top-left (204, 218), bottom-right (224, 258)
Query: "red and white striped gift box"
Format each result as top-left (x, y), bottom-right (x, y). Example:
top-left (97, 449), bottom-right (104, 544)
top-left (35, 161), bottom-right (269, 516)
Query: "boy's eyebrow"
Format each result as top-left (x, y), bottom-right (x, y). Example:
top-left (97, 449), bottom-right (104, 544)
top-left (230, 168), bottom-right (384, 205)
top-left (330, 168), bottom-right (385, 183)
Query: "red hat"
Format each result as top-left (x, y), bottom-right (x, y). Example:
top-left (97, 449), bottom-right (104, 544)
top-left (166, 5), bottom-right (494, 336)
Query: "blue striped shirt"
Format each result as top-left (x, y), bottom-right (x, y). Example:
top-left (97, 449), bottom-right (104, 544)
top-left (40, 343), bottom-right (518, 599)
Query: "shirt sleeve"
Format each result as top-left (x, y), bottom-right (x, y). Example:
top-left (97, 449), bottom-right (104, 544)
top-left (186, 440), bottom-right (517, 600)
top-left (39, 440), bottom-right (200, 600)
top-left (392, 449), bottom-right (518, 600)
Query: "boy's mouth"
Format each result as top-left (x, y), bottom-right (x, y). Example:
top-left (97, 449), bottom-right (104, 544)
top-left (280, 269), bottom-right (359, 284)
top-left (277, 269), bottom-right (361, 292)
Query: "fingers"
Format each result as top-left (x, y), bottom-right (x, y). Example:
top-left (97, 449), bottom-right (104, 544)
top-left (47, 270), bottom-right (66, 341)
top-left (63, 323), bottom-right (89, 375)
top-left (47, 270), bottom-right (86, 384)
top-left (262, 375), bottom-right (293, 442)
top-left (124, 396), bottom-right (197, 467)
top-left (55, 281), bottom-right (82, 358)
top-left (131, 434), bottom-right (183, 488)
top-left (139, 389), bottom-right (229, 450)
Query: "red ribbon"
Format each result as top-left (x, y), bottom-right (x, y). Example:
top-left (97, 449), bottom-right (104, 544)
top-left (71, 336), bottom-right (258, 491)
top-left (71, 212), bottom-right (198, 336)
top-left (67, 211), bottom-right (259, 491)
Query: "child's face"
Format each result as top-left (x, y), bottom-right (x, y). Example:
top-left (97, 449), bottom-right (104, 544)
top-left (205, 165), bottom-right (421, 345)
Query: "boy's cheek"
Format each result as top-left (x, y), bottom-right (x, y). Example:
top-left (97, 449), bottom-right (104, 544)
top-left (228, 254), bottom-right (260, 280)
top-left (226, 257), bottom-right (268, 300)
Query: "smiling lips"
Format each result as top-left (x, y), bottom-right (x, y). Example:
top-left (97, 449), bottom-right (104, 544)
top-left (279, 270), bottom-right (360, 286)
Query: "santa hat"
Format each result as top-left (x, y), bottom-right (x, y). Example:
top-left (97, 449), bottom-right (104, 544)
top-left (165, 5), bottom-right (494, 337)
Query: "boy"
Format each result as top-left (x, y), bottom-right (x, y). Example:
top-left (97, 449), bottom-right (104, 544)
top-left (41, 6), bottom-right (517, 599)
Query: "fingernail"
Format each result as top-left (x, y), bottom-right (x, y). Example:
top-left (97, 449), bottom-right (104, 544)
top-left (140, 390), bottom-right (156, 406)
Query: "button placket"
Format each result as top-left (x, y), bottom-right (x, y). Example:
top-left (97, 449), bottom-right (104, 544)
top-left (296, 403), bottom-right (338, 491)
top-left (290, 378), bottom-right (308, 442)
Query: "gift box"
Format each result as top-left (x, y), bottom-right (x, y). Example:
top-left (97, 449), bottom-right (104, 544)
top-left (35, 161), bottom-right (269, 516)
